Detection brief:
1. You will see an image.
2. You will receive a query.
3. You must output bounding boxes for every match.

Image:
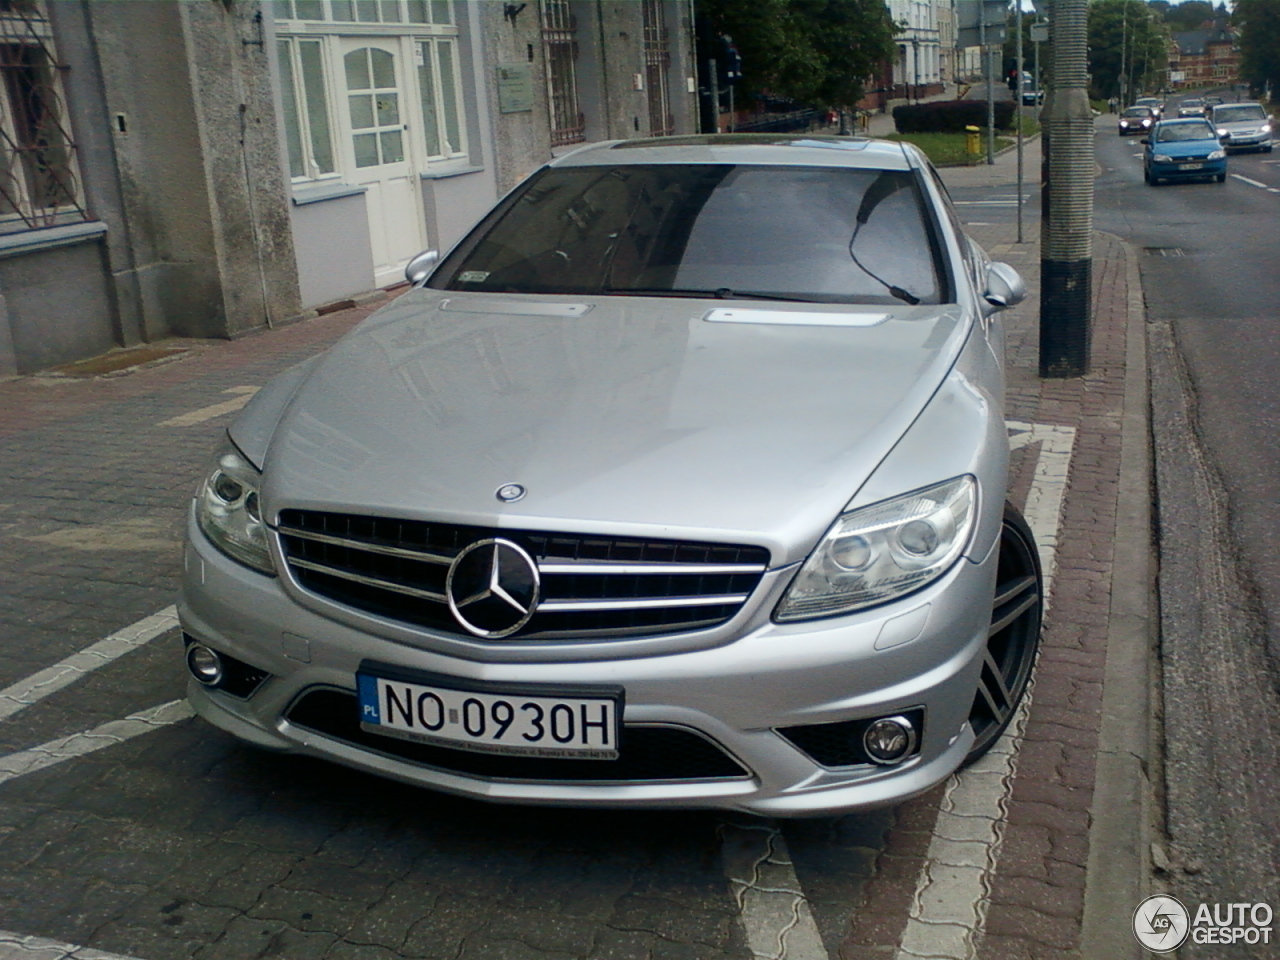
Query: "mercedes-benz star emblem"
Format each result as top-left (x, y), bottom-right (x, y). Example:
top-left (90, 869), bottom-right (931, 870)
top-left (445, 538), bottom-right (540, 638)
top-left (496, 483), bottom-right (526, 503)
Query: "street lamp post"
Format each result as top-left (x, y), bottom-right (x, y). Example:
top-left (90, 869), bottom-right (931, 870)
top-left (912, 37), bottom-right (920, 102)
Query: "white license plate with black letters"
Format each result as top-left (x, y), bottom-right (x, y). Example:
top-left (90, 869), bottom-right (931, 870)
top-left (357, 673), bottom-right (620, 759)
top-left (1178, 162), bottom-right (1203, 170)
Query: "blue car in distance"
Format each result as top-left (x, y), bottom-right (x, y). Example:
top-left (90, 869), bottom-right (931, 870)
top-left (1142, 118), bottom-right (1227, 185)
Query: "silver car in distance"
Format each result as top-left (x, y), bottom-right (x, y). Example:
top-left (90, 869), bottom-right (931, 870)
top-left (180, 135), bottom-right (1042, 817)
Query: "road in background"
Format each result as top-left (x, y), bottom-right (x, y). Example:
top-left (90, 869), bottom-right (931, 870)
top-left (1094, 104), bottom-right (1280, 950)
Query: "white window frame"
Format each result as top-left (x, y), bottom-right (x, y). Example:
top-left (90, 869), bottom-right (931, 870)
top-left (415, 37), bottom-right (466, 161)
top-left (277, 35), bottom-right (340, 182)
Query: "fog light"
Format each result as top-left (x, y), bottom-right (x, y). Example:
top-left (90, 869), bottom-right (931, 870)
top-left (863, 715), bottom-right (917, 765)
top-left (186, 644), bottom-right (224, 686)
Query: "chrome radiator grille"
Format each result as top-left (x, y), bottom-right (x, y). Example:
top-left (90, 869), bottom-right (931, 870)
top-left (277, 510), bottom-right (770, 640)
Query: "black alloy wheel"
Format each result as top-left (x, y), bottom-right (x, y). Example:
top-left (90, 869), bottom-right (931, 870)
top-left (965, 501), bottom-right (1043, 764)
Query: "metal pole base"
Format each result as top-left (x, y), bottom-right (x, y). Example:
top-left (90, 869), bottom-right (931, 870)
top-left (1039, 257), bottom-right (1092, 378)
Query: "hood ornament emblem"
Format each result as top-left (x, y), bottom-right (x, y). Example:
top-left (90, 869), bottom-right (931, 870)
top-left (446, 538), bottom-right (540, 638)
top-left (496, 483), bottom-right (526, 503)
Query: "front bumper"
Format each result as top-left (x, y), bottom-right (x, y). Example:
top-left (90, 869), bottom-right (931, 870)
top-left (179, 510), bottom-right (998, 817)
top-left (1222, 133), bottom-right (1272, 151)
top-left (1147, 157), bottom-right (1226, 181)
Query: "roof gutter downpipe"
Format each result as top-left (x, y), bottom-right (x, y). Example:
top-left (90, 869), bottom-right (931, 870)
top-left (1039, 0), bottom-right (1093, 378)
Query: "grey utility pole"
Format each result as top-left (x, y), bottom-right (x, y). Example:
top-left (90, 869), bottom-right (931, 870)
top-left (1039, 0), bottom-right (1093, 378)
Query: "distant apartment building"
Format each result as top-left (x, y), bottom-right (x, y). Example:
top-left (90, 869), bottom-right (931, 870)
top-left (1169, 18), bottom-right (1239, 89)
top-left (888, 0), bottom-right (943, 99)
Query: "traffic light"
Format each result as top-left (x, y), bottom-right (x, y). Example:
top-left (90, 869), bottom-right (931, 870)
top-left (718, 34), bottom-right (742, 86)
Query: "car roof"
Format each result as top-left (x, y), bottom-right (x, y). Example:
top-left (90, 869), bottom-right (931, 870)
top-left (550, 135), bottom-right (916, 172)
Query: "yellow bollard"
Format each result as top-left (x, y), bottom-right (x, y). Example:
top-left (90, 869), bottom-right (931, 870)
top-left (965, 125), bottom-right (981, 157)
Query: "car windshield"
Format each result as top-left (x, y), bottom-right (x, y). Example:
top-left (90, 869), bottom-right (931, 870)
top-left (1156, 122), bottom-right (1216, 142)
top-left (1213, 105), bottom-right (1267, 123)
top-left (1183, 100), bottom-right (1203, 108)
top-left (430, 163), bottom-right (947, 305)
top-left (1123, 108), bottom-right (1152, 118)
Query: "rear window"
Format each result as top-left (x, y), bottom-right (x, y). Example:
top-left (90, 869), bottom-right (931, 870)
top-left (430, 164), bottom-right (948, 306)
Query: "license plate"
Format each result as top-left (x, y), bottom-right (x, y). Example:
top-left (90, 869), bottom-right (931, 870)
top-left (1178, 162), bottom-right (1203, 170)
top-left (357, 673), bottom-right (621, 759)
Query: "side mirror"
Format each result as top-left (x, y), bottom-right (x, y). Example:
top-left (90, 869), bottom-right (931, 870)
top-left (405, 249), bottom-right (440, 285)
top-left (983, 261), bottom-right (1025, 309)
top-left (1139, 137), bottom-right (1149, 144)
top-left (1220, 134), bottom-right (1230, 144)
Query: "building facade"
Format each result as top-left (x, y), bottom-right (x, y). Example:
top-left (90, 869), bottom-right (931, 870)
top-left (1168, 24), bottom-right (1240, 90)
top-left (0, 0), bottom-right (698, 376)
top-left (887, 0), bottom-right (943, 100)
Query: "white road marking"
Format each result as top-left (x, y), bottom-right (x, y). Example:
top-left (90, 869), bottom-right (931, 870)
top-left (0, 700), bottom-right (194, 789)
top-left (895, 420), bottom-right (1075, 960)
top-left (0, 607), bottom-right (178, 722)
top-left (1230, 173), bottom-right (1270, 189)
top-left (0, 929), bottom-right (147, 960)
top-left (158, 386), bottom-right (258, 427)
top-left (724, 821), bottom-right (829, 960)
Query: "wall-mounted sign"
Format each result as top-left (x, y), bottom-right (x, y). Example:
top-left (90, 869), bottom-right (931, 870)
top-left (497, 63), bottom-right (534, 114)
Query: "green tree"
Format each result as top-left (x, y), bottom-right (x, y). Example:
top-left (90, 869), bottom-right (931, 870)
top-left (1159, 0), bottom-right (1215, 32)
top-left (1088, 0), bottom-right (1170, 101)
top-left (696, 0), bottom-right (897, 109)
top-left (1236, 0), bottom-right (1280, 97)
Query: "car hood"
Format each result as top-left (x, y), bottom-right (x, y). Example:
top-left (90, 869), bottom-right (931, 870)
top-left (245, 290), bottom-right (971, 566)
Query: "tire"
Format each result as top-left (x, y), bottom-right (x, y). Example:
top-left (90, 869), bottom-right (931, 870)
top-left (1216, 172), bottom-right (1226, 183)
top-left (965, 501), bottom-right (1043, 764)
top-left (1143, 167), bottom-right (1151, 184)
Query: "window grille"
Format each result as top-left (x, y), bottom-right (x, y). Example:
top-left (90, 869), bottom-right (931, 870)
top-left (540, 0), bottom-right (583, 146)
top-left (641, 0), bottom-right (672, 137)
top-left (0, 1), bottom-right (86, 234)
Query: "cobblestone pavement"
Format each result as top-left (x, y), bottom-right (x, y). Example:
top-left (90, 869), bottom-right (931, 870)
top-left (0, 135), bottom-right (1152, 960)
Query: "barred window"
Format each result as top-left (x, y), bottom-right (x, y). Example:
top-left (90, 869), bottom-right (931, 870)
top-left (0, 1), bottom-right (86, 234)
top-left (541, 0), bottom-right (583, 146)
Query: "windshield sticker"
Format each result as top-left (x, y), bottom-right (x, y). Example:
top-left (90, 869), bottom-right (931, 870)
top-left (458, 271), bottom-right (490, 283)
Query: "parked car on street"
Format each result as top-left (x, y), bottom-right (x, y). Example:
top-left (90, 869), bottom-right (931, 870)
top-left (1209, 102), bottom-right (1274, 153)
top-left (179, 134), bottom-right (1042, 817)
top-left (1143, 118), bottom-right (1228, 184)
top-left (1178, 98), bottom-right (1206, 118)
top-left (1118, 106), bottom-right (1156, 135)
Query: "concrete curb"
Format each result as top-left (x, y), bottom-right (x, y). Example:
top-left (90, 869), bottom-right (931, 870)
top-left (1079, 234), bottom-right (1155, 959)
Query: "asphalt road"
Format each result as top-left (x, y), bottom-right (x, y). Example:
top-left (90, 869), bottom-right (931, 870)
top-left (1093, 101), bottom-right (1280, 944)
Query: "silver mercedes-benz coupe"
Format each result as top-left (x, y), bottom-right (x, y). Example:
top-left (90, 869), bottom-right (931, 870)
top-left (180, 135), bottom-right (1042, 816)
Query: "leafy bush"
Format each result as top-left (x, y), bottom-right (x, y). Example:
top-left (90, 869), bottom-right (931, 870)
top-left (893, 99), bottom-right (1016, 133)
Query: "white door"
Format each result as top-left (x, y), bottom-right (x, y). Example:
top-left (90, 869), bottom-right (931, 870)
top-left (340, 38), bottom-right (424, 287)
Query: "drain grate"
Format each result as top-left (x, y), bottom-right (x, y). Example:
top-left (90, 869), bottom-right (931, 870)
top-left (1143, 247), bottom-right (1186, 257)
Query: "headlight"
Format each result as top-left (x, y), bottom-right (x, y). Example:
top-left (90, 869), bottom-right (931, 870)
top-left (1153, 154), bottom-right (1173, 163)
top-left (196, 440), bottom-right (274, 574)
top-left (1142, 118), bottom-right (1152, 126)
top-left (1209, 149), bottom-right (1226, 160)
top-left (775, 476), bottom-right (976, 622)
